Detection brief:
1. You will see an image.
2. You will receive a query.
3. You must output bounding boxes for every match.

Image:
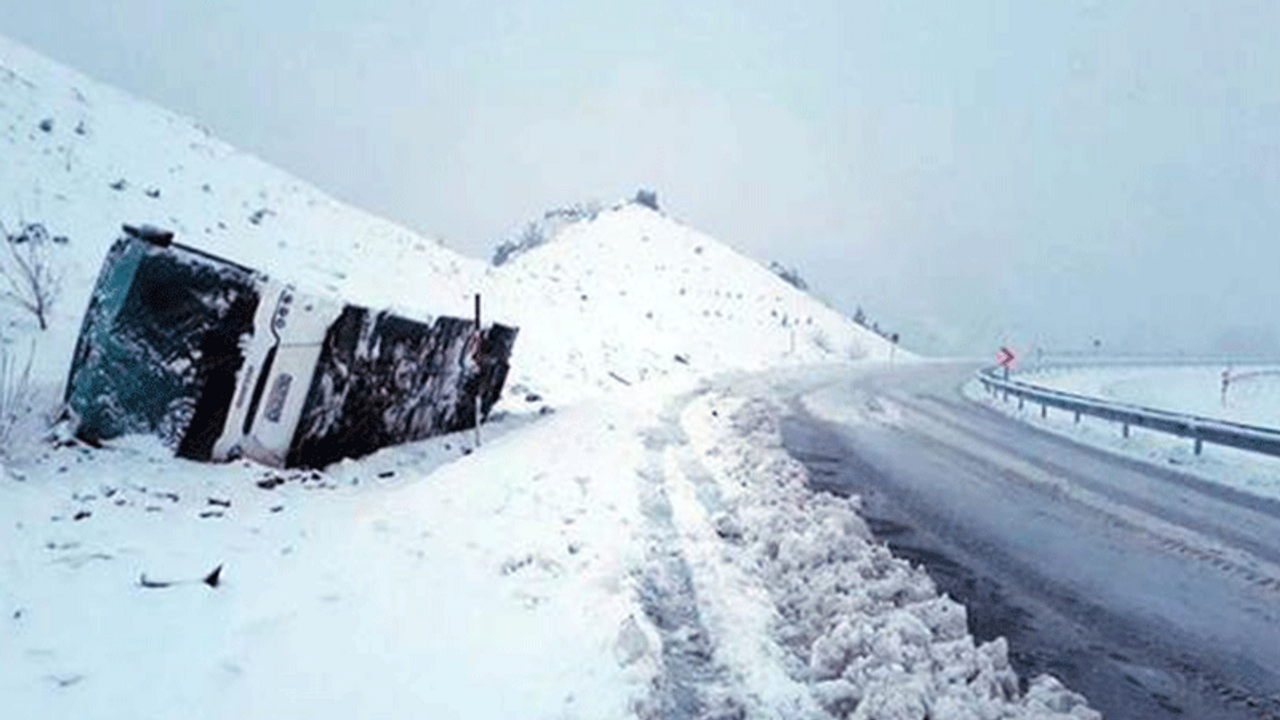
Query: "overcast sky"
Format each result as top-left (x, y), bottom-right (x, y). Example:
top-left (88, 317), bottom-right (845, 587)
top-left (7, 0), bottom-right (1279, 357)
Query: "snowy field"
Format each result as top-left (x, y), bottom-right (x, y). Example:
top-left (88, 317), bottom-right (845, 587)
top-left (1, 35), bottom-right (1097, 718)
top-left (969, 364), bottom-right (1280, 504)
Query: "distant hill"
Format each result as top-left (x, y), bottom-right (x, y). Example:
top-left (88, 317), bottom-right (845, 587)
top-left (483, 203), bottom-right (902, 403)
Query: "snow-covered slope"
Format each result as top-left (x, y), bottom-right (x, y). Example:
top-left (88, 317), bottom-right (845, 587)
top-left (0, 34), bottom-right (1095, 720)
top-left (0, 36), bottom-right (484, 384)
top-left (486, 204), bottom-right (899, 404)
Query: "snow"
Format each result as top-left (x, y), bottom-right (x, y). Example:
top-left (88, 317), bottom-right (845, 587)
top-left (1, 411), bottom-right (650, 719)
top-left (969, 364), bottom-right (1280, 504)
top-left (1025, 363), bottom-right (1280, 428)
top-left (483, 206), bottom-right (892, 406)
top-left (679, 391), bottom-right (1096, 719)
top-left (1, 33), bottom-right (1097, 719)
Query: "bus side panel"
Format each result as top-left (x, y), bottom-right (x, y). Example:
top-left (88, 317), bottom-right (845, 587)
top-left (286, 311), bottom-right (517, 468)
top-left (476, 324), bottom-right (519, 420)
top-left (286, 306), bottom-right (373, 468)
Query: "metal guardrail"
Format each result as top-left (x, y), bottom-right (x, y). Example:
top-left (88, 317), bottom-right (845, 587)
top-left (976, 366), bottom-right (1280, 458)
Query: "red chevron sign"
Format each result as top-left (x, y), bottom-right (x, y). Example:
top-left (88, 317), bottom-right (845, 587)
top-left (995, 346), bottom-right (1016, 368)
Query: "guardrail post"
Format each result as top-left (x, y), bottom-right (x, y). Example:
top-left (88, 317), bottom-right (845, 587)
top-left (1018, 397), bottom-right (1024, 410)
top-left (1194, 437), bottom-right (1203, 455)
top-left (1122, 423), bottom-right (1130, 438)
top-left (1074, 411), bottom-right (1080, 424)
top-left (1041, 404), bottom-right (1047, 418)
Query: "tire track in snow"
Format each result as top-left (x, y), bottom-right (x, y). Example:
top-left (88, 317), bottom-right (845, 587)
top-left (634, 405), bottom-right (744, 720)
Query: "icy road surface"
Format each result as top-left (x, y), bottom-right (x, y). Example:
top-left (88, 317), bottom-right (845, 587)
top-left (789, 361), bottom-right (1280, 720)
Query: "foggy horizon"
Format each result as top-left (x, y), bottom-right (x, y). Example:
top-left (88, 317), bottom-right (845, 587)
top-left (7, 0), bottom-right (1278, 358)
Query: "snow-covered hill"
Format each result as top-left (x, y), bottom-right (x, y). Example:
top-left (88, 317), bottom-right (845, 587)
top-left (485, 204), bottom-right (897, 405)
top-left (0, 34), bottom-right (1095, 720)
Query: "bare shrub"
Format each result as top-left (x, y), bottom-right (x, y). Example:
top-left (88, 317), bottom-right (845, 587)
top-left (810, 329), bottom-right (832, 354)
top-left (0, 340), bottom-right (34, 455)
top-left (0, 221), bottom-right (61, 330)
top-left (633, 188), bottom-right (659, 210)
top-left (768, 261), bottom-right (809, 292)
top-left (491, 201), bottom-right (603, 266)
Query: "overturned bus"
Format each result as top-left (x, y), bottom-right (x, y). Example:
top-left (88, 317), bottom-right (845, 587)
top-left (64, 225), bottom-right (517, 468)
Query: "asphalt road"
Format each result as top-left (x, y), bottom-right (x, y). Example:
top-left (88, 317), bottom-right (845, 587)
top-left (782, 361), bottom-right (1280, 720)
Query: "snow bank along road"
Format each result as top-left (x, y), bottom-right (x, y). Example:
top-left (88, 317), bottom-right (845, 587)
top-left (635, 375), bottom-right (1098, 719)
top-left (790, 362), bottom-right (1280, 720)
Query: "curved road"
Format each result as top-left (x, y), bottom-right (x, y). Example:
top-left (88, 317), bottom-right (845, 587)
top-left (781, 361), bottom-right (1280, 720)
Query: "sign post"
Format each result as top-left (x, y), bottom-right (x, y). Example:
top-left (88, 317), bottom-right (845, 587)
top-left (996, 346), bottom-right (1016, 380)
top-left (474, 293), bottom-right (482, 447)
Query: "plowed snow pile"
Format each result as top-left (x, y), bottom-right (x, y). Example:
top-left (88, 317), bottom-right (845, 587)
top-left (678, 390), bottom-right (1097, 719)
top-left (0, 34), bottom-right (1095, 719)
